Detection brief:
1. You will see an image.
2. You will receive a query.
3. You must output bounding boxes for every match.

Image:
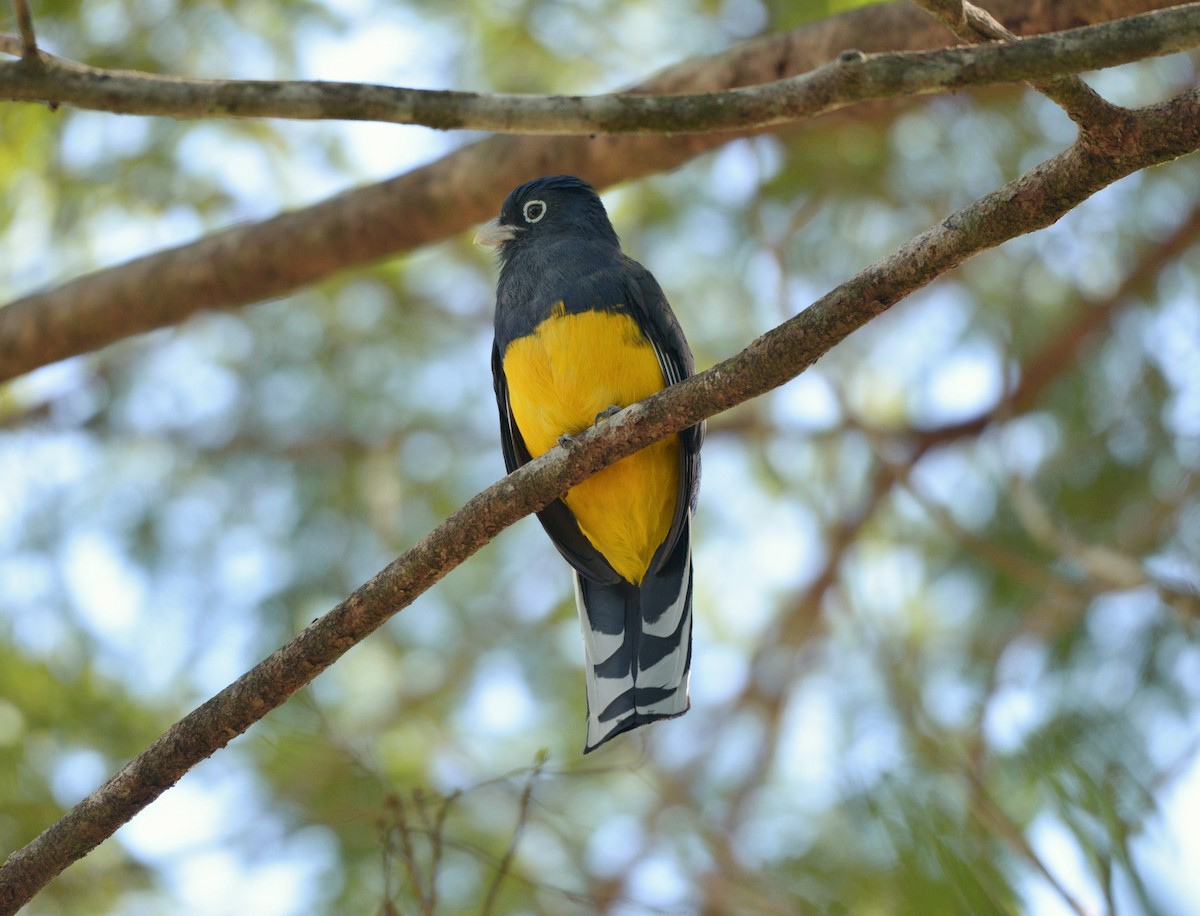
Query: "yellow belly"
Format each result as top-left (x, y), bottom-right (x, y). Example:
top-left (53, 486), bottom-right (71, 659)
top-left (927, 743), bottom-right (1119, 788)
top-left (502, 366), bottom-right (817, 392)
top-left (503, 306), bottom-right (680, 584)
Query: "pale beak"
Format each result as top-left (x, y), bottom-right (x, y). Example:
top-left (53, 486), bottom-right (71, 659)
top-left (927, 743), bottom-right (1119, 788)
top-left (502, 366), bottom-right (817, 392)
top-left (473, 218), bottom-right (518, 248)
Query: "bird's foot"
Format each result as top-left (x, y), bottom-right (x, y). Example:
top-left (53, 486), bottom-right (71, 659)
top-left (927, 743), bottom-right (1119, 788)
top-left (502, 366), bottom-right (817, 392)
top-left (558, 406), bottom-right (622, 449)
top-left (594, 404), bottom-right (622, 424)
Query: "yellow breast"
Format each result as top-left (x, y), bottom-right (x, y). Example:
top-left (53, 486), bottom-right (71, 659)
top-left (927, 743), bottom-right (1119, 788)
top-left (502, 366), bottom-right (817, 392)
top-left (502, 305), bottom-right (680, 584)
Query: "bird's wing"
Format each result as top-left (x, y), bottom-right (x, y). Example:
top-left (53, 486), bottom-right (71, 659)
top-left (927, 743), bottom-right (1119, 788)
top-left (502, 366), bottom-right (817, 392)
top-left (491, 339), bottom-right (529, 476)
top-left (491, 341), bottom-right (624, 585)
top-left (620, 258), bottom-right (703, 569)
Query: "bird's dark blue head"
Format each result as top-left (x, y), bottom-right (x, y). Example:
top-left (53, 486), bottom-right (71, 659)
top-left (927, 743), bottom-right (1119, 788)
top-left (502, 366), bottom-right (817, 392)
top-left (474, 175), bottom-right (620, 259)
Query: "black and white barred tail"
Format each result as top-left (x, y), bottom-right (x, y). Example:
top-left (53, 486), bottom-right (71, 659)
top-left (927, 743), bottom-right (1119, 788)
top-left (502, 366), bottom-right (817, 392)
top-left (574, 519), bottom-right (693, 752)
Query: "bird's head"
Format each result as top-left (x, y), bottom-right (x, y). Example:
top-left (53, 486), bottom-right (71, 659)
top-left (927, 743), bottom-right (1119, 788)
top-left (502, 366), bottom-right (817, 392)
top-left (474, 175), bottom-right (620, 257)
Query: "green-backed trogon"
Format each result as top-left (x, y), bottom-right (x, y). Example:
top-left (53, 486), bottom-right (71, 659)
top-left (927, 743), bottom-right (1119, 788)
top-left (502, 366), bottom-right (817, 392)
top-left (476, 176), bottom-right (702, 753)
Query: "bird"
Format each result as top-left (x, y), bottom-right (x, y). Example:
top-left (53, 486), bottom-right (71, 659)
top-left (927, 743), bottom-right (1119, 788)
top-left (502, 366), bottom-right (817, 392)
top-left (476, 175), bottom-right (701, 753)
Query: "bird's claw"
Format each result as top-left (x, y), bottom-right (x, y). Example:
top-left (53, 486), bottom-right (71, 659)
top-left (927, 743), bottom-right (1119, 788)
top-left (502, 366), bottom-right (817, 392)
top-left (558, 406), bottom-right (623, 449)
top-left (594, 404), bottom-right (622, 424)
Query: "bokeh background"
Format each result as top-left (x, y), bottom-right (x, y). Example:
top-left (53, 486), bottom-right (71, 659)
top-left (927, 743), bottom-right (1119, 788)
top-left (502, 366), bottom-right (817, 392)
top-left (2, 0), bottom-right (1199, 913)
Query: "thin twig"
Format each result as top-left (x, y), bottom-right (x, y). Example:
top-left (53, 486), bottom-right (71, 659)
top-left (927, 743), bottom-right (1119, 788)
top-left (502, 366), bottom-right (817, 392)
top-left (909, 0), bottom-right (1126, 130)
top-left (387, 795), bottom-right (431, 915)
top-left (481, 752), bottom-right (546, 916)
top-left (713, 465), bottom-right (892, 845)
top-left (1009, 476), bottom-right (1148, 588)
top-left (425, 789), bottom-right (458, 915)
top-left (870, 437), bottom-right (1087, 599)
top-left (873, 634), bottom-right (1091, 916)
top-left (378, 808), bottom-right (400, 914)
top-left (402, 830), bottom-right (637, 912)
top-left (961, 0), bottom-right (1121, 127)
top-left (883, 201), bottom-right (1200, 454)
top-left (966, 772), bottom-right (1091, 916)
top-left (9, 0), bottom-right (34, 57)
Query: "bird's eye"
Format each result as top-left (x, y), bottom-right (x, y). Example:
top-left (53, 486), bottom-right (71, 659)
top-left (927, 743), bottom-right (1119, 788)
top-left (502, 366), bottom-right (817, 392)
top-left (523, 200), bottom-right (547, 223)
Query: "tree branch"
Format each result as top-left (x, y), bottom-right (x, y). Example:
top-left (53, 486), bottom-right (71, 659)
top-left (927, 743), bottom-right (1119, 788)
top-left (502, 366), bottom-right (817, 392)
top-left (900, 201), bottom-right (1200, 451)
top-left (481, 753), bottom-right (545, 916)
top-left (1, 6), bottom-right (1196, 130)
top-left (911, 0), bottom-right (1125, 129)
top-left (8, 0), bottom-right (34, 57)
top-left (0, 0), bottom-right (1184, 385)
top-left (1, 75), bottom-right (1197, 913)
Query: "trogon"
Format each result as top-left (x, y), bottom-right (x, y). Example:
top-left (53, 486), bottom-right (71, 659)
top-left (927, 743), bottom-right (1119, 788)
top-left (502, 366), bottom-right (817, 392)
top-left (476, 175), bottom-right (702, 753)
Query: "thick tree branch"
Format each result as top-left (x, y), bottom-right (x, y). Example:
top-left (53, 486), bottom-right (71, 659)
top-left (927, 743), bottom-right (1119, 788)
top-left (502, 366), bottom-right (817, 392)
top-left (1, 7), bottom-right (1196, 130)
top-left (1, 77), bottom-right (1197, 913)
top-left (0, 0), bottom-right (1189, 385)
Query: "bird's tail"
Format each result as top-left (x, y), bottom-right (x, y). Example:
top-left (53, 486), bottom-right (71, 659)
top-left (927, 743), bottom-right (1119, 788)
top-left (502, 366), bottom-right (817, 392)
top-left (574, 520), bottom-right (693, 753)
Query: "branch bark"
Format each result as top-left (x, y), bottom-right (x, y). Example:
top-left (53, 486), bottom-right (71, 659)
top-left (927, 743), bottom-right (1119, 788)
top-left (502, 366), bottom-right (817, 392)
top-left (1, 7), bottom-right (1196, 130)
top-left (0, 0), bottom-right (1188, 384)
top-left (911, 0), bottom-right (1124, 128)
top-left (1, 71), bottom-right (1197, 913)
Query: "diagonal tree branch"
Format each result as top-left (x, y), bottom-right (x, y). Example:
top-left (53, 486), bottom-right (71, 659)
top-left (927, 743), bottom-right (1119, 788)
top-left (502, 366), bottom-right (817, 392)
top-left (0, 0), bottom-right (1188, 385)
top-left (1, 6), bottom-right (1196, 130)
top-left (1, 76), bottom-right (1197, 914)
top-left (903, 202), bottom-right (1200, 451)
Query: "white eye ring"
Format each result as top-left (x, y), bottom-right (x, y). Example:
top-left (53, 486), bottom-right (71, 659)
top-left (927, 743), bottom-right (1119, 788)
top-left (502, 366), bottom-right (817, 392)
top-left (523, 200), bottom-right (547, 223)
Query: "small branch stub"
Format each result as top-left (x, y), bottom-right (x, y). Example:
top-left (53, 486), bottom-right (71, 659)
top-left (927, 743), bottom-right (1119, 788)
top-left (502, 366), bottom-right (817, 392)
top-left (11, 0), bottom-right (36, 57)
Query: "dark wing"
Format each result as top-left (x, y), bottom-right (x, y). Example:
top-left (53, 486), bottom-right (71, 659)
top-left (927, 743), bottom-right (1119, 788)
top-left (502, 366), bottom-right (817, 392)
top-left (491, 340), bottom-right (528, 477)
top-left (491, 341), bottom-right (623, 586)
top-left (619, 256), bottom-right (703, 572)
